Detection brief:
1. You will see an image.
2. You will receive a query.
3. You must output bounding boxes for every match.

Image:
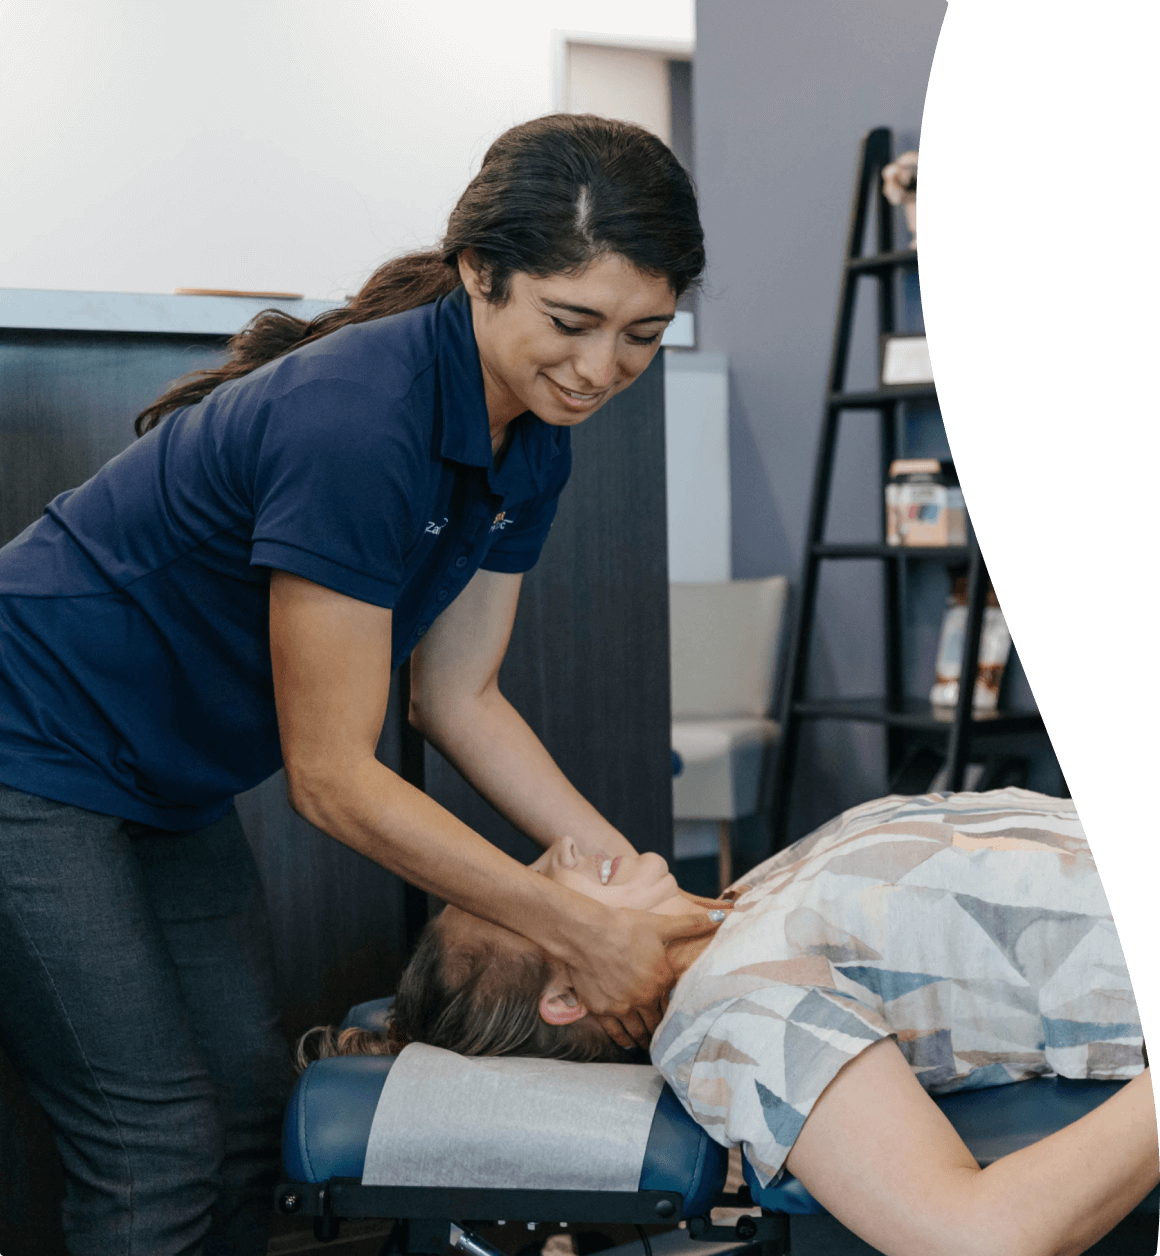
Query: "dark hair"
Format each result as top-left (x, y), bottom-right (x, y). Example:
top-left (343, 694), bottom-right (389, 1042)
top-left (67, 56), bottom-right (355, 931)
top-left (137, 113), bottom-right (705, 435)
top-left (296, 910), bottom-right (632, 1070)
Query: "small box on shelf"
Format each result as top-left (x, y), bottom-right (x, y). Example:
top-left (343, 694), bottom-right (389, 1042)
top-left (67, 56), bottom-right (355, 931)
top-left (880, 333), bottom-right (932, 385)
top-left (885, 459), bottom-right (966, 547)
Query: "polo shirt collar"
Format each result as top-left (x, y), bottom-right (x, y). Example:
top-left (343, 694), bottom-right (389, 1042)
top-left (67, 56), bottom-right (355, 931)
top-left (434, 284), bottom-right (563, 495)
top-left (435, 285), bottom-right (493, 470)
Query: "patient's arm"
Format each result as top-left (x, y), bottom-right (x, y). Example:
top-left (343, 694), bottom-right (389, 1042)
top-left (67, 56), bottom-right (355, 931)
top-left (785, 1038), bottom-right (1157, 1256)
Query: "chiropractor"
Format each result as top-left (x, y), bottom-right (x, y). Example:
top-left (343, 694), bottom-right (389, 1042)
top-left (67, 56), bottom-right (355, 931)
top-left (0, 114), bottom-right (709, 1256)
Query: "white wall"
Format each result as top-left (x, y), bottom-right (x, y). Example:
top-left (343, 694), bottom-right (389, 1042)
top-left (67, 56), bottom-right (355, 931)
top-left (565, 43), bottom-right (674, 144)
top-left (3, 0), bottom-right (716, 588)
top-left (0, 0), bottom-right (693, 301)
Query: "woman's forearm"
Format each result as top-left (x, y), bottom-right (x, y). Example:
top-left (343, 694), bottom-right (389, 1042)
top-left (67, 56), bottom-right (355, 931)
top-left (287, 753), bottom-right (684, 1047)
top-left (965, 1068), bottom-right (1157, 1256)
top-left (269, 568), bottom-right (681, 1045)
top-left (412, 684), bottom-right (638, 859)
top-left (288, 752), bottom-right (603, 952)
top-left (787, 1038), bottom-right (1157, 1256)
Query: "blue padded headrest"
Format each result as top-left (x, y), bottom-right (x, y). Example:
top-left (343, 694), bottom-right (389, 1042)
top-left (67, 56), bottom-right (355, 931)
top-left (741, 1154), bottom-right (820, 1215)
top-left (340, 997), bottom-right (395, 1034)
top-left (640, 1083), bottom-right (727, 1216)
top-left (283, 1055), bottom-right (399, 1184)
top-left (285, 998), bottom-right (727, 1217)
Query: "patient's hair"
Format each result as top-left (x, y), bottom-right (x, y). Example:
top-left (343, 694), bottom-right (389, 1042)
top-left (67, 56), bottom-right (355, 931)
top-left (136, 113), bottom-right (704, 434)
top-left (296, 909), bottom-right (632, 1070)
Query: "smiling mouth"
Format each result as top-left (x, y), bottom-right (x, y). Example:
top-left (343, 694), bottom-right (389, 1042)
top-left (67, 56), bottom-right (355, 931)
top-left (599, 856), bottom-right (620, 885)
top-left (549, 378), bottom-right (602, 404)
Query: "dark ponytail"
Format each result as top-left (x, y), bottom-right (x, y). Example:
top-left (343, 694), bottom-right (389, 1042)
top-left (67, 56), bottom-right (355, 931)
top-left (135, 113), bottom-right (704, 435)
top-left (135, 253), bottom-right (459, 434)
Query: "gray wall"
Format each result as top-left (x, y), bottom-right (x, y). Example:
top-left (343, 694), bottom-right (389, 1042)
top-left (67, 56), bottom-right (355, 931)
top-left (694, 0), bottom-right (950, 839)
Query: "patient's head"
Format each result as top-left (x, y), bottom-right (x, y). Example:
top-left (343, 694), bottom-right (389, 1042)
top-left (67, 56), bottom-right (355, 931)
top-left (396, 906), bottom-right (632, 1061)
top-left (297, 906), bottom-right (629, 1067)
top-left (299, 838), bottom-right (692, 1067)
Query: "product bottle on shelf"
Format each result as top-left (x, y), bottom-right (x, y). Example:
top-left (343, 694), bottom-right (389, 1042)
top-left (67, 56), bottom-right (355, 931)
top-left (929, 572), bottom-right (1012, 713)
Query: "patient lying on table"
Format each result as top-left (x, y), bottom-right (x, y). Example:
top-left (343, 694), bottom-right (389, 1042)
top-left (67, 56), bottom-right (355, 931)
top-left (304, 788), bottom-right (1157, 1256)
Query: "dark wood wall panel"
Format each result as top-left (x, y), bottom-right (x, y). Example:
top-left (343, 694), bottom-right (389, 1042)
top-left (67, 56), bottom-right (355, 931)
top-left (0, 333), bottom-right (233, 1256)
top-left (0, 327), bottom-right (671, 1254)
top-left (425, 354), bottom-right (673, 863)
top-left (232, 683), bottom-right (411, 1037)
top-left (0, 332), bottom-right (227, 539)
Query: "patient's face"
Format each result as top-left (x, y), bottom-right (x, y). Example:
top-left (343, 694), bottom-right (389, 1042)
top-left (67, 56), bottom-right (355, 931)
top-left (529, 837), bottom-right (683, 913)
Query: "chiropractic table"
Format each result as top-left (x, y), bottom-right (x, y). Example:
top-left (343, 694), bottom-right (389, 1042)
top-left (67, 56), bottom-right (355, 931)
top-left (277, 998), bottom-right (1158, 1254)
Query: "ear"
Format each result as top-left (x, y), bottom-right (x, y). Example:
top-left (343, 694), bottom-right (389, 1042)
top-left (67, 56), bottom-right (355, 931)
top-left (539, 976), bottom-right (589, 1026)
top-left (457, 248), bottom-right (489, 299)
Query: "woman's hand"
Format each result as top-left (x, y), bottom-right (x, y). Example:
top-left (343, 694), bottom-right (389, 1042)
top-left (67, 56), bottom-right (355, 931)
top-left (565, 904), bottom-right (722, 1049)
top-left (680, 890), bottom-right (738, 910)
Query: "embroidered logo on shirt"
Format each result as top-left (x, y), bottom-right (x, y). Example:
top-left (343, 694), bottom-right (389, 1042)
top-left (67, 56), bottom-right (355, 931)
top-left (425, 517), bottom-right (448, 535)
top-left (490, 511), bottom-right (510, 532)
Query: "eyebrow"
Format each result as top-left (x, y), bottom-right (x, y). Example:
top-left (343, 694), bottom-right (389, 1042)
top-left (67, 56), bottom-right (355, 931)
top-left (543, 299), bottom-right (675, 325)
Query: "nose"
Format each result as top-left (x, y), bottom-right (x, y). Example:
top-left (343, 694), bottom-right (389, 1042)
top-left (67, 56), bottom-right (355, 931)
top-left (558, 835), bottom-right (579, 868)
top-left (572, 336), bottom-right (618, 391)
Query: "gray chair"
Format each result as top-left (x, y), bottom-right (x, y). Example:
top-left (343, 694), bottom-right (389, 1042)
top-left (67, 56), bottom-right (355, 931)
top-left (670, 577), bottom-right (788, 890)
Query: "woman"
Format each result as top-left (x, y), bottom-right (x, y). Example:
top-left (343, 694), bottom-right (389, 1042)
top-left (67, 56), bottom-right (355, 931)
top-left (318, 788), bottom-right (1158, 1256)
top-left (0, 114), bottom-right (714, 1255)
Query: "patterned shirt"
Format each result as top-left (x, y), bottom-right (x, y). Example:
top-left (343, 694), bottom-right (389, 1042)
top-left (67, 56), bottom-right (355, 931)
top-left (651, 789), bottom-right (1143, 1186)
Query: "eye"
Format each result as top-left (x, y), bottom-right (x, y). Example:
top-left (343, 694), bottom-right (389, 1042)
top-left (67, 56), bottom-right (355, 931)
top-left (549, 315), bottom-right (662, 346)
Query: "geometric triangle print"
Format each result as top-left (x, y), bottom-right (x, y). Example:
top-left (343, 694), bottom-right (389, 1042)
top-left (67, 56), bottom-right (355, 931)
top-left (754, 1078), bottom-right (807, 1149)
top-left (833, 964), bottom-right (943, 1002)
top-left (783, 905), bottom-right (883, 963)
top-left (782, 1019), bottom-right (861, 1106)
top-left (952, 893), bottom-right (1095, 981)
top-left (787, 988), bottom-right (882, 1039)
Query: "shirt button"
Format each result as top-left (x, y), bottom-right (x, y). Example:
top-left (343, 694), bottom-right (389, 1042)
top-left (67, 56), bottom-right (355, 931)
top-left (455, 556), bottom-right (468, 569)
top-left (416, 624), bottom-right (429, 638)
top-left (436, 589), bottom-right (449, 603)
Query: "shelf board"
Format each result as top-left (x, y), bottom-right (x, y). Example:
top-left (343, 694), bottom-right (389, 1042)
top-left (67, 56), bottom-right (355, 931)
top-left (829, 384), bottom-right (939, 409)
top-left (846, 250), bottom-right (919, 274)
top-left (792, 697), bottom-right (1045, 735)
top-left (813, 543), bottom-right (972, 562)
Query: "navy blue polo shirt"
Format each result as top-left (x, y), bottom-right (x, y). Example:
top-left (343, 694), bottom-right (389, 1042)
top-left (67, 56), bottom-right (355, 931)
top-left (0, 286), bottom-right (571, 829)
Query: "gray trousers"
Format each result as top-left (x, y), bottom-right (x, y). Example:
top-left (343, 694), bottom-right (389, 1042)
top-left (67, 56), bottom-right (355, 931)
top-left (0, 783), bottom-right (291, 1255)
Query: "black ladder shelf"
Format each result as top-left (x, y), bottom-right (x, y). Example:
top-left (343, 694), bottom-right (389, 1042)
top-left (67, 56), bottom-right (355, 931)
top-left (768, 128), bottom-right (1044, 852)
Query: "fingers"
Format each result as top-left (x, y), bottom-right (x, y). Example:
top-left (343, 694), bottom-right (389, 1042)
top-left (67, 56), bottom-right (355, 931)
top-left (620, 1011), bottom-right (651, 1050)
top-left (569, 964), bottom-right (660, 1050)
top-left (598, 1013), bottom-right (637, 1051)
top-left (636, 1000), bottom-right (663, 1038)
top-left (598, 1005), bottom-right (661, 1052)
top-left (656, 909), bottom-right (728, 940)
top-left (683, 893), bottom-right (725, 908)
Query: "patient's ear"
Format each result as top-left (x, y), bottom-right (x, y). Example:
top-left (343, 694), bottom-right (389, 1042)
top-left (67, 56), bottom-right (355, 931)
top-left (539, 978), bottom-right (588, 1026)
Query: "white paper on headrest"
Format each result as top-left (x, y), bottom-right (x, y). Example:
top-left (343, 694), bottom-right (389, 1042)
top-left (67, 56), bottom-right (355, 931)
top-left (362, 1043), bottom-right (665, 1192)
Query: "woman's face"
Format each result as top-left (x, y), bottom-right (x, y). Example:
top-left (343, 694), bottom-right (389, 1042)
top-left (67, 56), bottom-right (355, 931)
top-left (460, 252), bottom-right (678, 430)
top-left (529, 836), bottom-right (683, 914)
